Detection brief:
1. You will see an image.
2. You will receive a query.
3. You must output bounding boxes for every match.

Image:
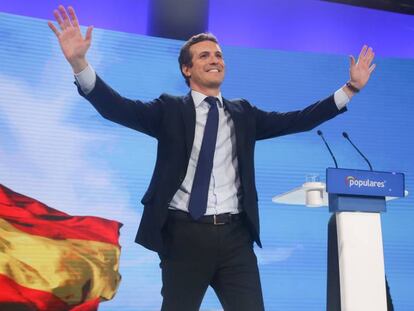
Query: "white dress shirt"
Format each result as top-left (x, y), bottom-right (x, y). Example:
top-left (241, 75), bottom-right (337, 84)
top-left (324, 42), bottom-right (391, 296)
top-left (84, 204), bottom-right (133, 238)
top-left (169, 90), bottom-right (242, 215)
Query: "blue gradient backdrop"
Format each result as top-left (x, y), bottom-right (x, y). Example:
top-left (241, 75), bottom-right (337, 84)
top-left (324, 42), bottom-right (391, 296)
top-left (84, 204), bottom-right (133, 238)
top-left (0, 2), bottom-right (413, 310)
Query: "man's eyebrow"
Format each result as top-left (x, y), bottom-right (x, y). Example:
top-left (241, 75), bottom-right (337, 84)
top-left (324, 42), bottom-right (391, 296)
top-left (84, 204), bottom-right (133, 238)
top-left (198, 50), bottom-right (222, 55)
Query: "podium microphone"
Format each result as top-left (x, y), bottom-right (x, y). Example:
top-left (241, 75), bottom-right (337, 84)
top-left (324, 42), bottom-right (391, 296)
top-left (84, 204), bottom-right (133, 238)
top-left (342, 132), bottom-right (373, 171)
top-left (317, 130), bottom-right (338, 168)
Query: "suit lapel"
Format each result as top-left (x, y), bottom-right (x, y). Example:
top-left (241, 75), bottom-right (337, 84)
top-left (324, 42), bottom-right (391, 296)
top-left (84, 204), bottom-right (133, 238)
top-left (223, 98), bottom-right (244, 139)
top-left (223, 98), bottom-right (245, 166)
top-left (180, 93), bottom-right (196, 161)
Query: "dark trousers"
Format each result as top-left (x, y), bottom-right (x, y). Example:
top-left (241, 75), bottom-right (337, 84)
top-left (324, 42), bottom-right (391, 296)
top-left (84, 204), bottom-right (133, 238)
top-left (159, 211), bottom-right (265, 311)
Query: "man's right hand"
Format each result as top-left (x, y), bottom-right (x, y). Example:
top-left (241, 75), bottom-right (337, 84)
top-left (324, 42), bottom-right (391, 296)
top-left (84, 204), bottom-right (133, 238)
top-left (48, 5), bottom-right (93, 73)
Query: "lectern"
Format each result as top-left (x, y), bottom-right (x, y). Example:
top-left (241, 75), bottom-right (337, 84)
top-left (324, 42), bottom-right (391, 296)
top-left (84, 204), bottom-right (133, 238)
top-left (273, 168), bottom-right (406, 311)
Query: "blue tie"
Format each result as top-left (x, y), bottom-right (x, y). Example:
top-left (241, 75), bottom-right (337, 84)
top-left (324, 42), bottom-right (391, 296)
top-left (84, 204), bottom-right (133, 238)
top-left (188, 96), bottom-right (219, 220)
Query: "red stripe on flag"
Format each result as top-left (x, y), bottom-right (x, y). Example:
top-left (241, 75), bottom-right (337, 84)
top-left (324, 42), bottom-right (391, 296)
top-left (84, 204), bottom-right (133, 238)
top-left (70, 298), bottom-right (100, 311)
top-left (0, 274), bottom-right (68, 310)
top-left (0, 184), bottom-right (122, 246)
top-left (0, 275), bottom-right (100, 311)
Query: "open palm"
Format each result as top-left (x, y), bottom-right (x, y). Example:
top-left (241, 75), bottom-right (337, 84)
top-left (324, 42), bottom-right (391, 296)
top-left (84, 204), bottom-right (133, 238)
top-left (48, 6), bottom-right (93, 72)
top-left (349, 45), bottom-right (376, 90)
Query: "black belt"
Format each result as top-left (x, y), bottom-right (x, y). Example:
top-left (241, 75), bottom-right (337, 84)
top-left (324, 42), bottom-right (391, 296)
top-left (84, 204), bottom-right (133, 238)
top-left (168, 210), bottom-right (244, 225)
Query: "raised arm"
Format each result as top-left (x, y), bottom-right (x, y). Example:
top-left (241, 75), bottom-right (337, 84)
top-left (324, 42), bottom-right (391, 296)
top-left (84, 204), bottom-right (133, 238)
top-left (254, 45), bottom-right (376, 140)
top-left (48, 5), bottom-right (163, 138)
top-left (48, 5), bottom-right (93, 73)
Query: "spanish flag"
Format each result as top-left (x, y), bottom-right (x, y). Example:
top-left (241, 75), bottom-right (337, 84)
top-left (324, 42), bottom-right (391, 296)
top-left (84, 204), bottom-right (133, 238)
top-left (0, 184), bottom-right (122, 310)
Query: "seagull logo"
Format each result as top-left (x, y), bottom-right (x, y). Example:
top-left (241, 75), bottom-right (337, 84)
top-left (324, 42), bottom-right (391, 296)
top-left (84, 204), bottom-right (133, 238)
top-left (345, 176), bottom-right (355, 187)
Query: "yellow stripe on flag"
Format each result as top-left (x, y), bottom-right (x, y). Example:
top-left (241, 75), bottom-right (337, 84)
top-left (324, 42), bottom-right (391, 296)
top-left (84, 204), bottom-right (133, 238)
top-left (0, 218), bottom-right (121, 306)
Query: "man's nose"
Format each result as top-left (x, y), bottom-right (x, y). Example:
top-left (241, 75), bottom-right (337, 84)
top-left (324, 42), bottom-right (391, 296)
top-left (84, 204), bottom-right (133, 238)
top-left (209, 56), bottom-right (219, 64)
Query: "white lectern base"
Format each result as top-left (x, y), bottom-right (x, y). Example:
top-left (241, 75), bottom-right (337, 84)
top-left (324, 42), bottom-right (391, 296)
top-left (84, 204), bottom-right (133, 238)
top-left (336, 212), bottom-right (387, 311)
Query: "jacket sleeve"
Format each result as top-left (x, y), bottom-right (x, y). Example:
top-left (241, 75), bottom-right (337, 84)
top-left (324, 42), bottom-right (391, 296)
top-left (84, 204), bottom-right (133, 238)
top-left (76, 74), bottom-right (163, 139)
top-left (253, 94), bottom-right (347, 140)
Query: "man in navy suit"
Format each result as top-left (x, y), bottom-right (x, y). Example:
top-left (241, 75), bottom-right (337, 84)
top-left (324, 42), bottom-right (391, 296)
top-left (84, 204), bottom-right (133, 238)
top-left (49, 5), bottom-right (376, 311)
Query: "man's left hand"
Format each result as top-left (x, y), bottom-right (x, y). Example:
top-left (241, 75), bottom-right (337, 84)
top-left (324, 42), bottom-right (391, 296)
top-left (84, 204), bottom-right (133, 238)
top-left (349, 45), bottom-right (376, 90)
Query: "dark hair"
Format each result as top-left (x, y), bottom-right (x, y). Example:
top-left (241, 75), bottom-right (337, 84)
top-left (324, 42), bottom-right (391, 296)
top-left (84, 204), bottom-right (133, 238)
top-left (178, 33), bottom-right (219, 87)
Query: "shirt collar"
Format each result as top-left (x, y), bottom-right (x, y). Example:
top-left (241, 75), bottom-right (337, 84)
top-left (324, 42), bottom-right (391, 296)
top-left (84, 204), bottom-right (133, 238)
top-left (191, 90), bottom-right (223, 108)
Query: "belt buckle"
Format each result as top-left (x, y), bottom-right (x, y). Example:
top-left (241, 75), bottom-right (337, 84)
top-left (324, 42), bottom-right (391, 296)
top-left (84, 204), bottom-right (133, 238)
top-left (213, 214), bottom-right (226, 225)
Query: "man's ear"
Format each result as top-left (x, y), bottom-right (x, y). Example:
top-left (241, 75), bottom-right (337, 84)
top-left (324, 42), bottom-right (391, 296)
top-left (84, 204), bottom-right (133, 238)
top-left (182, 65), bottom-right (191, 78)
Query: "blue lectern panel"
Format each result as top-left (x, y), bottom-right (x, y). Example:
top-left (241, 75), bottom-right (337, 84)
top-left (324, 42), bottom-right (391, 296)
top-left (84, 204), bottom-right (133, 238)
top-left (328, 194), bottom-right (386, 213)
top-left (326, 168), bottom-right (405, 198)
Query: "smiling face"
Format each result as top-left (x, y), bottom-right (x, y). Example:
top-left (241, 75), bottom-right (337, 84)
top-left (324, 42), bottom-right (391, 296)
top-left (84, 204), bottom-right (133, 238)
top-left (181, 40), bottom-right (225, 95)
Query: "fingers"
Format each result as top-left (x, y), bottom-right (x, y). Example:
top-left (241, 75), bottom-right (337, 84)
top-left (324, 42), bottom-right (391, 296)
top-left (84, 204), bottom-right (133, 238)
top-left (366, 48), bottom-right (375, 66)
top-left (369, 63), bottom-right (376, 74)
top-left (53, 9), bottom-right (64, 29)
top-left (55, 5), bottom-right (77, 30)
top-left (58, 5), bottom-right (72, 29)
top-left (48, 21), bottom-right (60, 37)
top-left (358, 45), bottom-right (375, 65)
top-left (68, 6), bottom-right (80, 28)
top-left (85, 26), bottom-right (94, 44)
top-left (349, 55), bottom-right (356, 67)
top-left (52, 5), bottom-right (87, 36)
top-left (358, 45), bottom-right (368, 61)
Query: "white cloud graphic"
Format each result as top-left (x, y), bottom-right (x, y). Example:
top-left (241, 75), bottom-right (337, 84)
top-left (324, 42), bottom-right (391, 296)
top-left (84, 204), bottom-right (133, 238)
top-left (0, 28), bottom-right (138, 225)
top-left (256, 244), bottom-right (304, 264)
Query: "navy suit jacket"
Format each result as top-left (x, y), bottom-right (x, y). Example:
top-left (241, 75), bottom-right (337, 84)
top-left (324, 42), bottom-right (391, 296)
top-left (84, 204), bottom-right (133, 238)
top-left (78, 75), bottom-right (346, 254)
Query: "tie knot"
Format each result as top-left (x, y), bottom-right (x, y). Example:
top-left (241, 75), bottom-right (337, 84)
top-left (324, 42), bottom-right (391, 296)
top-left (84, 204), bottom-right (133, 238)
top-left (204, 96), bottom-right (218, 108)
